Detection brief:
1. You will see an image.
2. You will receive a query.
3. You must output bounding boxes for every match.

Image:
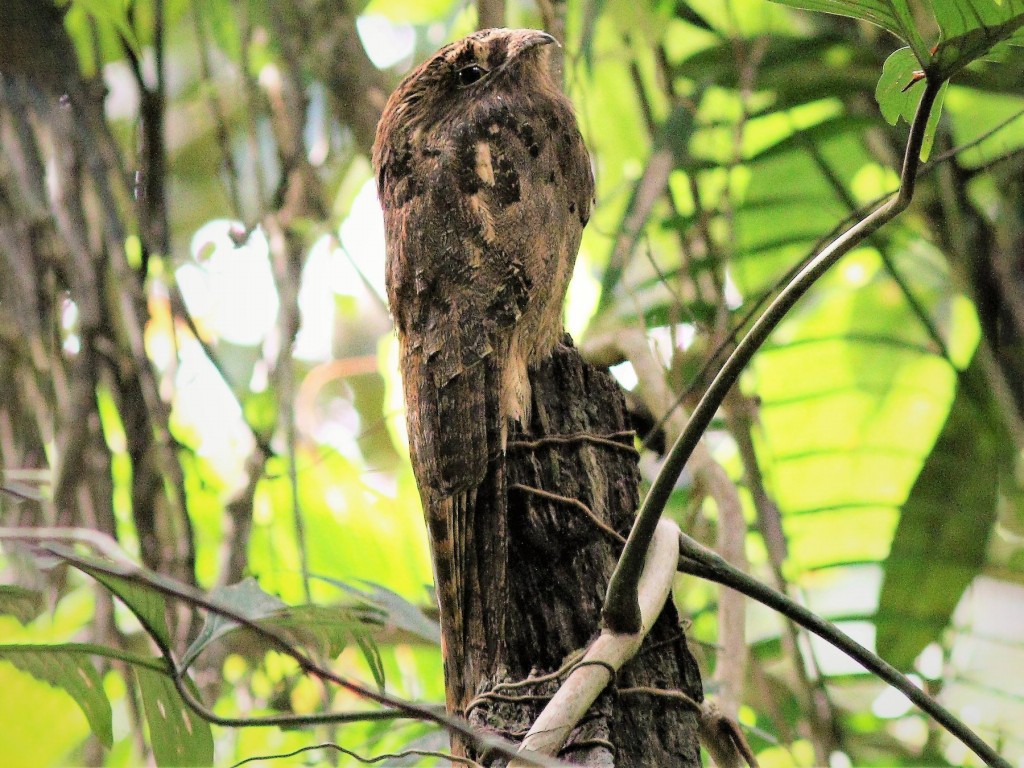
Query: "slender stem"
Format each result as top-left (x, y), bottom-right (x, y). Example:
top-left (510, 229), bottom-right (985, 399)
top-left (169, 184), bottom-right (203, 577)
top-left (602, 78), bottom-right (943, 634)
top-left (676, 534), bottom-right (1010, 768)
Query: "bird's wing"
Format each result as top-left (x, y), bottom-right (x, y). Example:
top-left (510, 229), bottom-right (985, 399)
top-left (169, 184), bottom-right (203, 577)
top-left (382, 121), bottom-right (534, 496)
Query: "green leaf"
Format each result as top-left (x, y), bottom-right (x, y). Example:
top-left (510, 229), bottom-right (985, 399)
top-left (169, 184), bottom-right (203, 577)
top-left (67, 552), bottom-right (173, 648)
top-left (182, 578), bottom-right (382, 669)
top-left (768, 0), bottom-right (927, 59)
top-left (135, 665), bottom-right (214, 767)
top-left (749, 245), bottom-right (961, 571)
top-left (0, 644), bottom-right (114, 747)
top-left (182, 577), bottom-right (285, 669)
top-left (0, 586), bottom-right (44, 624)
top-left (355, 633), bottom-right (386, 691)
top-left (64, 0), bottom-right (142, 59)
top-left (876, 47), bottom-right (923, 125)
top-left (262, 604), bottom-right (377, 659)
top-left (317, 576), bottom-right (441, 645)
top-left (929, 0), bottom-right (1024, 79)
top-left (876, 49), bottom-right (948, 158)
top-left (875, 361), bottom-right (1002, 669)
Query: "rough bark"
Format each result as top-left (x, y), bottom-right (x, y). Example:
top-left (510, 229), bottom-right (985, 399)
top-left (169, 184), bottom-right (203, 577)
top-left (457, 339), bottom-right (704, 766)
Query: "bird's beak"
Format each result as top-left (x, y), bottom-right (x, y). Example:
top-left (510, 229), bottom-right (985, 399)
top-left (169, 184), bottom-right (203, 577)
top-left (509, 30), bottom-right (559, 58)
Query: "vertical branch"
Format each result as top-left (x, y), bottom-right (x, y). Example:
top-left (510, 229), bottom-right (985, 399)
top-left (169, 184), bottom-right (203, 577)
top-left (305, 0), bottom-right (389, 156)
top-left (260, 4), bottom-right (330, 603)
top-left (478, 0), bottom-right (506, 29)
top-left (708, 31), bottom-right (768, 723)
top-left (191, 3), bottom-right (245, 222)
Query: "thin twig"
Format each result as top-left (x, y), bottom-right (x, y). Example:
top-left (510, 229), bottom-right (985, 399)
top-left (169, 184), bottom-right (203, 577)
top-left (925, 106), bottom-right (1024, 169)
top-left (509, 484), bottom-right (624, 543)
top-left (508, 431), bottom-right (638, 455)
top-left (229, 742), bottom-right (483, 768)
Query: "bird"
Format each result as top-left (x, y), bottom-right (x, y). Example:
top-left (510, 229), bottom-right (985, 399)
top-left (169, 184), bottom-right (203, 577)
top-left (372, 28), bottom-right (594, 715)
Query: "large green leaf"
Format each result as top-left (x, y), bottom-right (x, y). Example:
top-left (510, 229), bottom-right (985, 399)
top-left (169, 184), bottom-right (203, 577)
top-left (0, 656), bottom-right (91, 766)
top-left (0, 644), bottom-right (114, 748)
top-left (135, 665), bottom-right (214, 767)
top-left (768, 0), bottom-right (927, 58)
top-left (929, 0), bottom-right (1024, 79)
top-left (66, 552), bottom-right (173, 648)
top-left (748, 245), bottom-right (966, 572)
top-left (875, 360), bottom-right (1003, 669)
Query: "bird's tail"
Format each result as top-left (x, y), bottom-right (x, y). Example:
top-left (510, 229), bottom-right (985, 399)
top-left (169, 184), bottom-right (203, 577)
top-left (426, 489), bottom-right (474, 715)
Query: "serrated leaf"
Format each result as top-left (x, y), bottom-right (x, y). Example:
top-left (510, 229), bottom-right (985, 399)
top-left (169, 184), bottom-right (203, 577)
top-left (135, 665), bottom-right (213, 767)
top-left (0, 586), bottom-right (44, 624)
top-left (0, 645), bottom-right (113, 747)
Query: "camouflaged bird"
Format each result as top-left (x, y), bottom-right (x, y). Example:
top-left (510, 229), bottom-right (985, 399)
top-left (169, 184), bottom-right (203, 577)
top-left (372, 28), bottom-right (594, 714)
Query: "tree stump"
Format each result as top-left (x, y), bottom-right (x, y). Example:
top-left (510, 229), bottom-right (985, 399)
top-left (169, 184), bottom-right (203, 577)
top-left (451, 338), bottom-right (704, 765)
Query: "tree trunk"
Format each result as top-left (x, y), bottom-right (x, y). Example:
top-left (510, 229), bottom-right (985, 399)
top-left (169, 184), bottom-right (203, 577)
top-left (454, 338), bottom-right (704, 765)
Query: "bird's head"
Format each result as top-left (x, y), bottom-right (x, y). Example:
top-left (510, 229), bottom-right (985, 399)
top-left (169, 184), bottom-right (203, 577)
top-left (372, 29), bottom-right (559, 169)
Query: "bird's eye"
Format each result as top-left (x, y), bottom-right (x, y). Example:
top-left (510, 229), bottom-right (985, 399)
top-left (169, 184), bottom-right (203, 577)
top-left (456, 64), bottom-right (487, 87)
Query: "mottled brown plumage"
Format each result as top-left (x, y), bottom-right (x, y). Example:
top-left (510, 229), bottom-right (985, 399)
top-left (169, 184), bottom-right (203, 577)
top-left (372, 28), bottom-right (594, 713)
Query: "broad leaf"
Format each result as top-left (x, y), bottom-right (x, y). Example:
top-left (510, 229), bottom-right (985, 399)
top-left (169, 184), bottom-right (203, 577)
top-left (135, 665), bottom-right (214, 767)
top-left (929, 0), bottom-right (1024, 79)
top-left (0, 644), bottom-right (114, 747)
top-left (182, 577), bottom-right (286, 668)
top-left (875, 361), bottom-right (1003, 669)
top-left (63, 549), bottom-right (173, 648)
top-left (769, 0), bottom-right (927, 59)
top-left (182, 577), bottom-right (383, 670)
top-left (328, 577), bottom-right (441, 645)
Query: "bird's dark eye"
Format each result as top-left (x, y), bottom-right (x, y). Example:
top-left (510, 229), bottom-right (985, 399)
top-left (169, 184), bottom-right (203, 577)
top-left (456, 64), bottom-right (487, 87)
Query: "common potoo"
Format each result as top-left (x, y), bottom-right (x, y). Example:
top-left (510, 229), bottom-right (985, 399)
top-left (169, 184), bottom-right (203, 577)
top-left (372, 28), bottom-right (594, 713)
